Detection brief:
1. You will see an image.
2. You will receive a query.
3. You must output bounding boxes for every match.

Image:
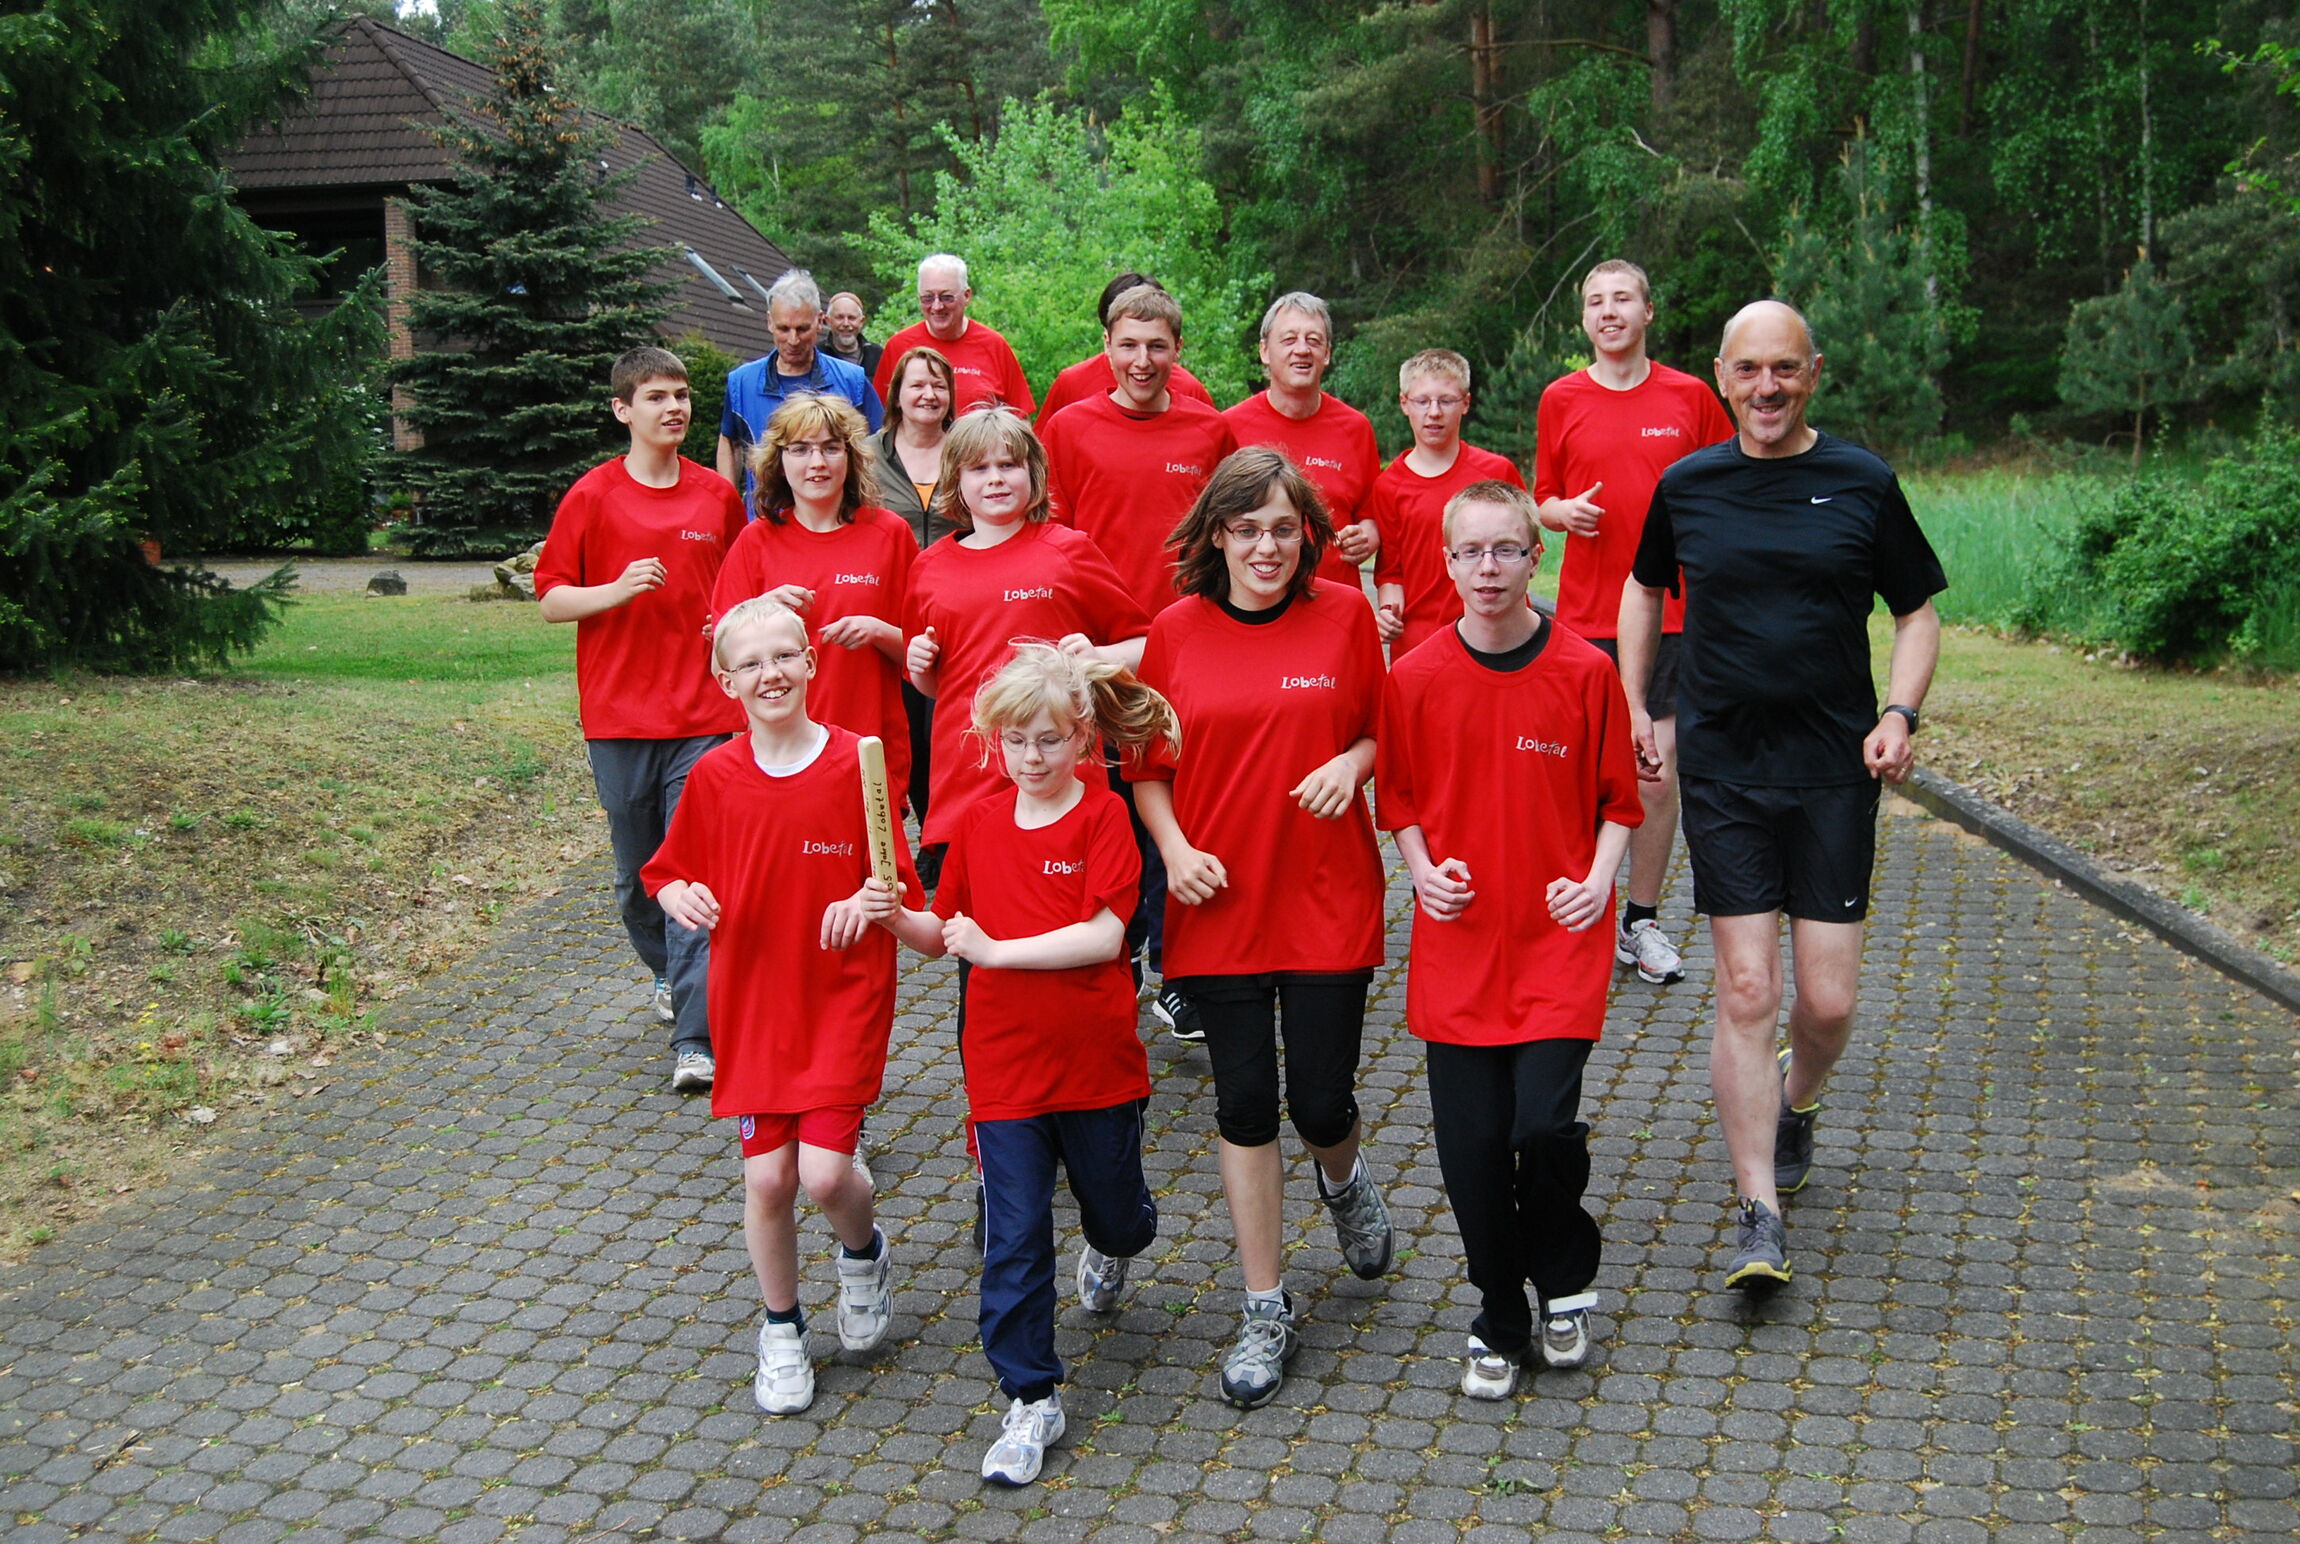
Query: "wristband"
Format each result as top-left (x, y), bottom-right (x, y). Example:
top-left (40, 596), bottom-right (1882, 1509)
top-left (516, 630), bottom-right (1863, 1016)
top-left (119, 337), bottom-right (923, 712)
top-left (1883, 703), bottom-right (1920, 733)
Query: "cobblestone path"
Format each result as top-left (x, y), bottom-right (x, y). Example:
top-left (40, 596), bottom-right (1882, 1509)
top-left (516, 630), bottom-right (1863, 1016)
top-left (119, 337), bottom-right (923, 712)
top-left (1, 799), bottom-right (2293, 1544)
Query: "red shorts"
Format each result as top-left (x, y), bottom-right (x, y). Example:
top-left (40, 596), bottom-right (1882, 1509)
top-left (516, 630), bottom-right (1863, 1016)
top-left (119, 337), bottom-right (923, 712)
top-left (735, 1106), bottom-right (865, 1158)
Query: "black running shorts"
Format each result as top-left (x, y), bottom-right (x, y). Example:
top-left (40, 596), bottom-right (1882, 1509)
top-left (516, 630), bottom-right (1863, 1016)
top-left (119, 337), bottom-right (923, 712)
top-left (1678, 776), bottom-right (1880, 922)
top-left (1588, 633), bottom-right (1684, 721)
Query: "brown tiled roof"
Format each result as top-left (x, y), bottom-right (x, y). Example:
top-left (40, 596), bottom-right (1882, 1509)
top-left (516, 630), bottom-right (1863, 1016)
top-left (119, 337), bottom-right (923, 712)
top-left (227, 17), bottom-right (792, 361)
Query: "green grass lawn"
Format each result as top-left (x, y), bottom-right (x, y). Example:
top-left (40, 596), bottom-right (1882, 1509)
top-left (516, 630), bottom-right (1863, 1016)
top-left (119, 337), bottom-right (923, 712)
top-left (0, 594), bottom-right (601, 1257)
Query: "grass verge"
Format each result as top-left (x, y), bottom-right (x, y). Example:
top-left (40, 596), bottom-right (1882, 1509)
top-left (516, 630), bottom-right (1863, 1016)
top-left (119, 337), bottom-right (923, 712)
top-left (0, 594), bottom-right (603, 1259)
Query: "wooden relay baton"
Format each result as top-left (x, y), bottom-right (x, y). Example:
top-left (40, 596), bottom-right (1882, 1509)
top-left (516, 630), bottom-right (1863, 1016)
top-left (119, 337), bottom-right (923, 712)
top-left (856, 735), bottom-right (900, 891)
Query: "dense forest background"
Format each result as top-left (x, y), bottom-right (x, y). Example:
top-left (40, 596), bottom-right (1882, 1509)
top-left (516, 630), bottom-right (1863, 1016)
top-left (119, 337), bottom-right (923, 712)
top-left (372, 1), bottom-right (2294, 462)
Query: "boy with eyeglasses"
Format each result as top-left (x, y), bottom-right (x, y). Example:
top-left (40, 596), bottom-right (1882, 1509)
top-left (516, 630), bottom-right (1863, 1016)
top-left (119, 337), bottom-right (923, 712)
top-left (1370, 349), bottom-right (1525, 656)
top-left (1377, 482), bottom-right (1642, 1400)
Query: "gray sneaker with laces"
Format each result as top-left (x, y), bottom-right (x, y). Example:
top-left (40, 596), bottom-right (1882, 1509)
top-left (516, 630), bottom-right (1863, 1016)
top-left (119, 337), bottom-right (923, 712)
top-left (980, 1392), bottom-right (1065, 1485)
top-left (1539, 1290), bottom-right (1597, 1368)
top-left (1219, 1292), bottom-right (1298, 1408)
top-left (1773, 1047), bottom-right (1818, 1194)
top-left (1725, 1197), bottom-right (1792, 1290)
top-left (670, 1048), bottom-right (714, 1093)
top-left (1614, 918), bottom-right (1686, 984)
top-left (1318, 1158), bottom-right (1395, 1279)
top-left (1076, 1243), bottom-right (1131, 1314)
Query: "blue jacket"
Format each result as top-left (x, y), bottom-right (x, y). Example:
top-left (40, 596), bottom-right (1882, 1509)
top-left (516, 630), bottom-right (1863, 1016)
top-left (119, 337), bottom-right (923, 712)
top-left (720, 351), bottom-right (885, 492)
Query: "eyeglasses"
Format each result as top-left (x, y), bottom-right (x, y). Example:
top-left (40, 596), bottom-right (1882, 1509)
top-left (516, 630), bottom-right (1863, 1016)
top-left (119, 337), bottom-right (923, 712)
top-left (1000, 732), bottom-right (1075, 756)
top-left (783, 441), bottom-right (846, 461)
top-left (1445, 543), bottom-right (1535, 565)
top-left (919, 291), bottom-right (964, 307)
top-left (1404, 395), bottom-right (1466, 412)
top-left (1220, 520), bottom-right (1304, 545)
top-left (727, 650), bottom-right (809, 677)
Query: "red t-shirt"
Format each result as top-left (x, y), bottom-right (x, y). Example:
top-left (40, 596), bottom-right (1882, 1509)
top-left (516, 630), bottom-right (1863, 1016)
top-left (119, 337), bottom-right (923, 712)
top-left (872, 319), bottom-right (1036, 416)
top-left (1367, 443), bottom-right (1526, 657)
top-left (1042, 393), bottom-right (1237, 617)
top-left (641, 725), bottom-right (923, 1114)
top-left (1037, 355), bottom-right (1215, 425)
top-left (902, 522), bottom-right (1152, 845)
top-left (932, 787), bottom-right (1148, 1121)
top-left (1128, 583), bottom-right (1387, 978)
top-left (710, 506), bottom-right (919, 798)
top-left (1533, 363), bottom-right (1732, 637)
top-left (534, 457), bottom-right (747, 740)
top-left (1222, 391), bottom-right (1381, 589)
top-left (1376, 623), bottom-right (1644, 1046)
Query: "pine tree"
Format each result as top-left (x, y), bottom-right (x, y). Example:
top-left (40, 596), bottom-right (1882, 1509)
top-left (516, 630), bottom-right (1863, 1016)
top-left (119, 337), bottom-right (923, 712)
top-left (390, 0), bottom-right (672, 558)
top-left (0, 0), bottom-right (384, 671)
top-left (2058, 259), bottom-right (2196, 469)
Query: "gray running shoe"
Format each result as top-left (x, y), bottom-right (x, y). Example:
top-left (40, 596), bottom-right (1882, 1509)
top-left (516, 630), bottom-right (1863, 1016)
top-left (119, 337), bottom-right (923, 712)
top-left (1218, 1292), bottom-right (1298, 1408)
top-left (1614, 918), bottom-right (1685, 984)
top-left (670, 1049), bottom-right (714, 1093)
top-left (980, 1392), bottom-right (1065, 1486)
top-left (1540, 1290), bottom-right (1597, 1368)
top-left (1076, 1243), bottom-right (1131, 1314)
top-left (651, 975), bottom-right (675, 1022)
top-left (1317, 1158), bottom-right (1395, 1279)
top-left (1773, 1047), bottom-right (1818, 1195)
top-left (834, 1228), bottom-right (893, 1352)
top-left (1725, 1197), bottom-right (1792, 1291)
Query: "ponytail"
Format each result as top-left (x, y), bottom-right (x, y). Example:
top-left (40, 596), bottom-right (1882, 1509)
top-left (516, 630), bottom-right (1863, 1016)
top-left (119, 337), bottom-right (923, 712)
top-left (968, 640), bottom-right (1179, 764)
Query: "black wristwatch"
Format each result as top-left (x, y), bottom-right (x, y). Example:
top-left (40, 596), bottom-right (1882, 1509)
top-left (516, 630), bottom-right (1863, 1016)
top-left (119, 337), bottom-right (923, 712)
top-left (1883, 703), bottom-right (1920, 733)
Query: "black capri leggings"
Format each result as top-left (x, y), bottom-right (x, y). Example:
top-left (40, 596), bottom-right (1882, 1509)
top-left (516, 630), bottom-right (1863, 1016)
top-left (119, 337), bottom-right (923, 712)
top-left (1175, 971), bottom-right (1374, 1149)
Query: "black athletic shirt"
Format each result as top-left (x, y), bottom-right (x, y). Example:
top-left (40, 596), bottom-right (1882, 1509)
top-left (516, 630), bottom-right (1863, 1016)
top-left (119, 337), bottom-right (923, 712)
top-left (1631, 432), bottom-right (1946, 787)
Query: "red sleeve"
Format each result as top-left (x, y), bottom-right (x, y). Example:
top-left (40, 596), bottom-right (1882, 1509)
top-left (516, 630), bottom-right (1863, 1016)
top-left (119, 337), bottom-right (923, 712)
top-left (1700, 386), bottom-right (1734, 445)
top-left (1175, 370), bottom-right (1215, 407)
top-left (532, 482), bottom-right (592, 598)
top-left (1501, 456), bottom-right (1527, 489)
top-left (1345, 598), bottom-right (1385, 742)
top-left (1043, 416), bottom-right (1076, 528)
top-left (1084, 796), bottom-right (1141, 924)
top-left (1531, 381), bottom-right (1566, 504)
top-left (930, 812), bottom-right (975, 920)
top-left (1373, 670), bottom-right (1419, 833)
top-left (1063, 539), bottom-right (1153, 641)
top-left (641, 755), bottom-right (717, 896)
top-left (997, 339), bottom-right (1037, 417)
top-left (1127, 611), bottom-right (1181, 781)
top-left (881, 509), bottom-right (919, 616)
top-left (870, 339), bottom-right (898, 402)
top-left (710, 521), bottom-right (769, 627)
top-left (1214, 417), bottom-right (1238, 462)
top-left (1591, 663), bottom-right (1645, 829)
top-left (1369, 476), bottom-right (1402, 586)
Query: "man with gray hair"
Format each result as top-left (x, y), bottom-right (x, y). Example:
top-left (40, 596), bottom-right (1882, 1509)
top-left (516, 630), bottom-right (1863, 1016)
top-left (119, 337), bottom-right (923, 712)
top-left (870, 253), bottom-right (1035, 416)
top-left (1619, 298), bottom-right (1944, 1294)
top-left (716, 268), bottom-right (883, 493)
top-left (1224, 291), bottom-right (1383, 592)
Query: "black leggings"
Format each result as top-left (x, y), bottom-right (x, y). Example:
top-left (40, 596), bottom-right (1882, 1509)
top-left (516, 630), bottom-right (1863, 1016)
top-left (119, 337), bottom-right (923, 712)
top-left (1425, 1037), bottom-right (1600, 1356)
top-left (1179, 972), bottom-right (1372, 1149)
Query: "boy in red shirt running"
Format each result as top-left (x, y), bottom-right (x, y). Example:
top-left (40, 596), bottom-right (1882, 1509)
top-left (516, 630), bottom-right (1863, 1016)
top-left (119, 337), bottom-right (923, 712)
top-left (1534, 260), bottom-right (1733, 987)
top-left (1369, 349), bottom-right (1525, 655)
top-left (921, 644), bottom-right (1175, 1486)
top-left (643, 598), bottom-right (925, 1416)
top-left (1378, 483), bottom-right (1642, 1399)
top-left (1036, 272), bottom-right (1217, 426)
top-left (535, 346), bottom-right (747, 1094)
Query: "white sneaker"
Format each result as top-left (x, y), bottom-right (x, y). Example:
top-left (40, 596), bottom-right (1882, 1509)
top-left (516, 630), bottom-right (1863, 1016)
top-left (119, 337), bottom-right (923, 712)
top-left (754, 1318), bottom-right (814, 1414)
top-left (1461, 1335), bottom-right (1520, 1399)
top-left (1076, 1243), bottom-right (1131, 1314)
top-left (834, 1229), bottom-right (894, 1352)
top-left (980, 1392), bottom-right (1065, 1485)
top-left (1614, 918), bottom-right (1685, 984)
top-left (1540, 1291), bottom-right (1597, 1368)
top-left (670, 1049), bottom-right (714, 1093)
top-left (651, 975), bottom-right (674, 1022)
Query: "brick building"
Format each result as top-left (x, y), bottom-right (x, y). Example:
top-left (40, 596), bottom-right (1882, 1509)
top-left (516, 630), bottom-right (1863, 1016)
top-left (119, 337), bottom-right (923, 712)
top-left (227, 17), bottom-right (794, 449)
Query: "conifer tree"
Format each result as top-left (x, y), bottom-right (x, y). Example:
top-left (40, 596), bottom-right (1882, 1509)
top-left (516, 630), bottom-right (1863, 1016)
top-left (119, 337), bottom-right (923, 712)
top-left (0, 0), bottom-right (383, 671)
top-left (390, 0), bottom-right (671, 557)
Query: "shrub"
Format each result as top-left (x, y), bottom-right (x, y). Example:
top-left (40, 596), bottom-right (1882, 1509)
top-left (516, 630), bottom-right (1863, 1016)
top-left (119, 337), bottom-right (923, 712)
top-left (2018, 425), bottom-right (2300, 665)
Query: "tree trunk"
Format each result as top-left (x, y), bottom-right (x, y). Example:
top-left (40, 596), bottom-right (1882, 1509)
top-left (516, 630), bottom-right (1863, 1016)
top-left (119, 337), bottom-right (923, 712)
top-left (1470, 4), bottom-right (1501, 207)
top-left (2137, 0), bottom-right (2153, 260)
top-left (1648, 0), bottom-right (1677, 115)
top-left (1909, 0), bottom-right (1936, 306)
top-left (1960, 0), bottom-right (1983, 129)
top-left (881, 19), bottom-right (911, 217)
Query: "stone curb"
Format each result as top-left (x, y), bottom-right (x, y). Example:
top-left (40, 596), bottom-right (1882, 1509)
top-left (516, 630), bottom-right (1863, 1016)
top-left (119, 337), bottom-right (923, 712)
top-left (1894, 764), bottom-right (2300, 1016)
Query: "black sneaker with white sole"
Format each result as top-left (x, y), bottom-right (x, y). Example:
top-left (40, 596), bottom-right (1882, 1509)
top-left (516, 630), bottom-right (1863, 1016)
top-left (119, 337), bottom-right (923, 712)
top-left (1151, 984), bottom-right (1205, 1043)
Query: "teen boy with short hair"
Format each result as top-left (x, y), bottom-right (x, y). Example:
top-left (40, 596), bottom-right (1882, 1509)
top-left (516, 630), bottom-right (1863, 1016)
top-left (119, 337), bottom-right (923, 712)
top-left (536, 345), bottom-right (748, 1093)
top-left (1370, 350), bottom-right (1525, 655)
top-left (1379, 481), bottom-right (1642, 1398)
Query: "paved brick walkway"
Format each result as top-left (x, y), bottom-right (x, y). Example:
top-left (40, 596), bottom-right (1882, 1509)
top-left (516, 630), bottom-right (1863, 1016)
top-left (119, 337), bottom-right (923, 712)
top-left (1, 799), bottom-right (2293, 1544)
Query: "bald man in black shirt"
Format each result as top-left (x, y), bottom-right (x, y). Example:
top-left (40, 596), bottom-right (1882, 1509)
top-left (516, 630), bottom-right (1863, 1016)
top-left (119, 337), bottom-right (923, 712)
top-left (1619, 300), bottom-right (1946, 1293)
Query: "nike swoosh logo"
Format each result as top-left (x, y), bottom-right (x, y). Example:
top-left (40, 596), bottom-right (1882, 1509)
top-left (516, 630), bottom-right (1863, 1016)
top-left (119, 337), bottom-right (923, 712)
top-left (1810, 496), bottom-right (1834, 504)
